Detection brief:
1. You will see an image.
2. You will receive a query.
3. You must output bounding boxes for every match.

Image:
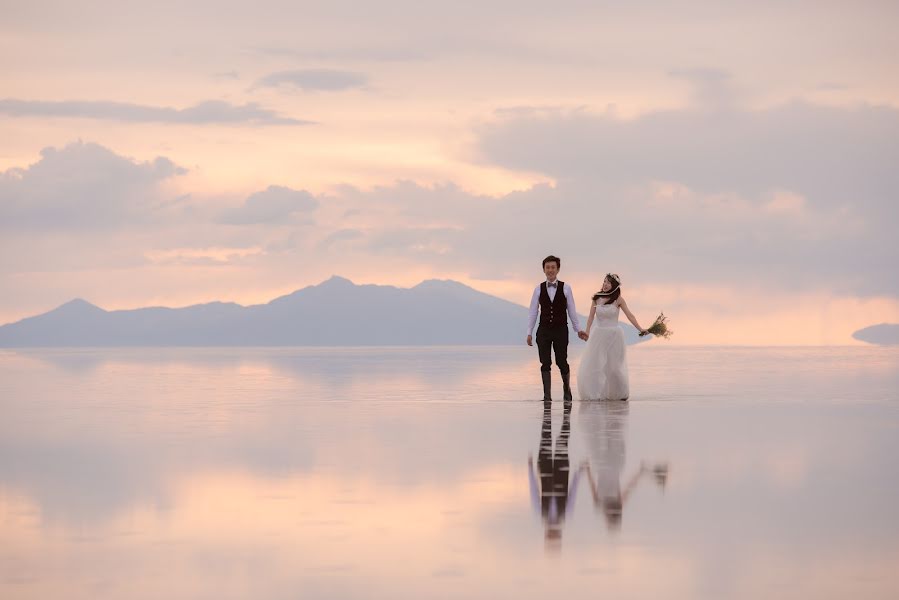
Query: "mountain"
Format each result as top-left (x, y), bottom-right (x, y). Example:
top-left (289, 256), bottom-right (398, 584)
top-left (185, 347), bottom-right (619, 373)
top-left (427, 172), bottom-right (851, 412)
top-left (0, 276), bottom-right (648, 347)
top-left (852, 323), bottom-right (899, 346)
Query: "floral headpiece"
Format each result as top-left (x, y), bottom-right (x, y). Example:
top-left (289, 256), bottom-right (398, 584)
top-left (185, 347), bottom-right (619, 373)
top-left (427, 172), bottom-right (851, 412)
top-left (593, 273), bottom-right (621, 299)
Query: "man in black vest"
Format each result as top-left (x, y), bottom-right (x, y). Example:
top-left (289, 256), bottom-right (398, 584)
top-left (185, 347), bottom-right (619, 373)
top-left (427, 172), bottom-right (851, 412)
top-left (527, 255), bottom-right (587, 401)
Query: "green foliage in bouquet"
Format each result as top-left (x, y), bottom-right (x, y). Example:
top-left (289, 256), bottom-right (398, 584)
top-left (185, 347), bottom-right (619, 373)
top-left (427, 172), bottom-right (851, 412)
top-left (640, 312), bottom-right (673, 339)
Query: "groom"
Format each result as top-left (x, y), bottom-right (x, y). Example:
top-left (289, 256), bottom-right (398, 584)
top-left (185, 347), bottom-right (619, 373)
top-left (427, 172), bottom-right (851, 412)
top-left (527, 255), bottom-right (587, 401)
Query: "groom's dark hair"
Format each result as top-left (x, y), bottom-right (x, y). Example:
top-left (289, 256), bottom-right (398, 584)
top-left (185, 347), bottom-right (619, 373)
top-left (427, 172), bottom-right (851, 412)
top-left (542, 255), bottom-right (560, 269)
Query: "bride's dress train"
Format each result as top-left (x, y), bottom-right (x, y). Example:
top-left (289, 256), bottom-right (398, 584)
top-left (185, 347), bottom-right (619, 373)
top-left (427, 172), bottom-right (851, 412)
top-left (577, 303), bottom-right (629, 401)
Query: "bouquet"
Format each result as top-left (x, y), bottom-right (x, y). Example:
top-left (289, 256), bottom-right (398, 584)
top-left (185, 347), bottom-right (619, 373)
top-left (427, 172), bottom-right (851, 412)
top-left (639, 312), bottom-right (673, 339)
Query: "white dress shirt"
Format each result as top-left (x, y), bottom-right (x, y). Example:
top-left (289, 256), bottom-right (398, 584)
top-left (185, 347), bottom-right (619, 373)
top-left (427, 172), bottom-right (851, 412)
top-left (527, 280), bottom-right (582, 336)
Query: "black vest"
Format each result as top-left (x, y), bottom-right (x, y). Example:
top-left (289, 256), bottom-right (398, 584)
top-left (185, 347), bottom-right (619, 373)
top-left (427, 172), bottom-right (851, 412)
top-left (538, 281), bottom-right (567, 328)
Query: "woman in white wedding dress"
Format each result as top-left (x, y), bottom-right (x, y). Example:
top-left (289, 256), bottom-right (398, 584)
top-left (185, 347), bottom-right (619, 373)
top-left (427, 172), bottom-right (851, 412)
top-left (577, 274), bottom-right (647, 401)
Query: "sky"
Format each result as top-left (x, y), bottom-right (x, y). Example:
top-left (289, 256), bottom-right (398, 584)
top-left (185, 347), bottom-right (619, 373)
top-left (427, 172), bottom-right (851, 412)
top-left (1, 0), bottom-right (898, 344)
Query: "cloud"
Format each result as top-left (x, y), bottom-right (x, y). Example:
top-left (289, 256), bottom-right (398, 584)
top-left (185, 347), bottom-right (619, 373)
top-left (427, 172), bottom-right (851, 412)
top-left (365, 226), bottom-right (460, 256)
top-left (475, 100), bottom-right (899, 209)
top-left (0, 99), bottom-right (312, 125)
top-left (0, 141), bottom-right (187, 231)
top-left (668, 68), bottom-right (738, 108)
top-left (251, 44), bottom-right (434, 63)
top-left (459, 72), bottom-right (894, 299)
top-left (814, 82), bottom-right (849, 92)
top-left (2, 99), bottom-right (896, 334)
top-left (144, 246), bottom-right (264, 266)
top-left (303, 106), bottom-right (898, 295)
top-left (317, 228), bottom-right (364, 251)
top-left (472, 98), bottom-right (899, 296)
top-left (252, 69), bottom-right (368, 91)
top-left (220, 186), bottom-right (319, 225)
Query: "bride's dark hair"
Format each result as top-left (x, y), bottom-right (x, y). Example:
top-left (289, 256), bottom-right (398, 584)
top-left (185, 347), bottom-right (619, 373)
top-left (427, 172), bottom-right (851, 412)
top-left (592, 274), bottom-right (621, 305)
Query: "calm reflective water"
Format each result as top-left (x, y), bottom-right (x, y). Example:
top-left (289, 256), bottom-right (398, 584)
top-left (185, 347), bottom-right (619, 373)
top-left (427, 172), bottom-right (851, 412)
top-left (1, 346), bottom-right (898, 599)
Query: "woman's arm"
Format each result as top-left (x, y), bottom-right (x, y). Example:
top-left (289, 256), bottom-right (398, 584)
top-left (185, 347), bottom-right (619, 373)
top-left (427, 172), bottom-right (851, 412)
top-left (582, 463), bottom-right (601, 505)
top-left (585, 300), bottom-right (597, 333)
top-left (619, 297), bottom-right (646, 333)
top-left (620, 466), bottom-right (647, 505)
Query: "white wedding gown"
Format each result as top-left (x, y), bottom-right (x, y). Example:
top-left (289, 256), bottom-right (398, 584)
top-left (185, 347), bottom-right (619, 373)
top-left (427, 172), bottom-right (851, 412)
top-left (577, 302), bottom-right (630, 401)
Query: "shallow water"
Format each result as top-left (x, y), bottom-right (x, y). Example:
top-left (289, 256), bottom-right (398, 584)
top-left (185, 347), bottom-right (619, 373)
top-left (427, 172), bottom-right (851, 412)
top-left (1, 346), bottom-right (898, 599)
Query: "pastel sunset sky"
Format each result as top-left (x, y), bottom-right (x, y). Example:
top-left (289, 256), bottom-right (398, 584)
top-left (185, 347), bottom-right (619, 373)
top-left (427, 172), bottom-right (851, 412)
top-left (2, 0), bottom-right (897, 344)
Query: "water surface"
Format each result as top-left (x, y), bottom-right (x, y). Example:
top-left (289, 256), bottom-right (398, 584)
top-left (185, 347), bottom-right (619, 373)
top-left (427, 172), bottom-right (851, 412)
top-left (1, 346), bottom-right (897, 599)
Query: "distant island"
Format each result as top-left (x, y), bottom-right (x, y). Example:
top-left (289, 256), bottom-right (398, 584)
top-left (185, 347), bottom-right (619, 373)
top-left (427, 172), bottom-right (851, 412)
top-left (852, 323), bottom-right (899, 346)
top-left (0, 276), bottom-right (648, 347)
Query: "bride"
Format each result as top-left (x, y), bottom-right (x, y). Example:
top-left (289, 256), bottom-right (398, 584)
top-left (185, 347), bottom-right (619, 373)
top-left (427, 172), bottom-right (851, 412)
top-left (577, 274), bottom-right (647, 401)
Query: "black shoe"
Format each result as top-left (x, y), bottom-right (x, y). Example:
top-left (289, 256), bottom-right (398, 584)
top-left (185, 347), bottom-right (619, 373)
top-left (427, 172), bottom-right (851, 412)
top-left (541, 371), bottom-right (552, 401)
top-left (561, 371), bottom-right (573, 401)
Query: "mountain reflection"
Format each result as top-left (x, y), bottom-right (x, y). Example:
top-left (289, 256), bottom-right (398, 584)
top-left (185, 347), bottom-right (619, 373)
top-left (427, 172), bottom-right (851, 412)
top-left (12, 347), bottom-right (533, 389)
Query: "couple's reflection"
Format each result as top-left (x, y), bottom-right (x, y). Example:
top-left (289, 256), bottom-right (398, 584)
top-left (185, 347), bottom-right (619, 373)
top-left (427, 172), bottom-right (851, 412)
top-left (579, 400), bottom-right (670, 532)
top-left (528, 400), bottom-right (670, 546)
top-left (528, 400), bottom-right (581, 550)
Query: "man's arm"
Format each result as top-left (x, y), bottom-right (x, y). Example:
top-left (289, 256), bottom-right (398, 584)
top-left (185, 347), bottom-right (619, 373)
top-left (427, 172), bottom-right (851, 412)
top-left (526, 285), bottom-right (540, 340)
top-left (565, 285), bottom-right (585, 337)
top-left (528, 455), bottom-right (540, 515)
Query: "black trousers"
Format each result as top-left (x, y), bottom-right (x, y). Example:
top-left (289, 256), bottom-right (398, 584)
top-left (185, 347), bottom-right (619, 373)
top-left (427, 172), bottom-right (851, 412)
top-left (536, 324), bottom-right (569, 374)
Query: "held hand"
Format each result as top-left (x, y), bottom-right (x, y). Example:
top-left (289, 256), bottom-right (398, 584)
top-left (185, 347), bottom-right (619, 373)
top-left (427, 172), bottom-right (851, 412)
top-left (578, 330), bottom-right (588, 341)
top-left (526, 335), bottom-right (533, 346)
top-left (638, 329), bottom-right (649, 337)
